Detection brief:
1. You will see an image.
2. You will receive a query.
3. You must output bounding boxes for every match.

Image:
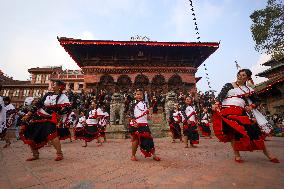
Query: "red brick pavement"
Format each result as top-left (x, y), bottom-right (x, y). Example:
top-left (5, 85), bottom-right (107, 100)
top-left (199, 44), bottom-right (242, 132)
top-left (0, 137), bottom-right (283, 189)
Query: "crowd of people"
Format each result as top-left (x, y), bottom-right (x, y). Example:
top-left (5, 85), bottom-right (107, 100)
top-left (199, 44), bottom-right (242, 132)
top-left (0, 68), bottom-right (283, 164)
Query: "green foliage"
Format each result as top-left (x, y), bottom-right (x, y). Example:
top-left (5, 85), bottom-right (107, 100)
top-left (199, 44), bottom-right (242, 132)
top-left (250, 0), bottom-right (284, 58)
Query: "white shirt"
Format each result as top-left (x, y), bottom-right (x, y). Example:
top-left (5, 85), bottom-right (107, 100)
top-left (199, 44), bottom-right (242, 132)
top-left (39, 93), bottom-right (70, 116)
top-left (134, 101), bottom-right (148, 124)
top-left (86, 109), bottom-right (99, 125)
top-left (222, 85), bottom-right (254, 108)
top-left (173, 110), bottom-right (182, 122)
top-left (182, 105), bottom-right (196, 122)
top-left (201, 113), bottom-right (209, 123)
top-left (99, 112), bottom-right (109, 126)
top-left (76, 116), bottom-right (86, 128)
top-left (61, 111), bottom-right (76, 127)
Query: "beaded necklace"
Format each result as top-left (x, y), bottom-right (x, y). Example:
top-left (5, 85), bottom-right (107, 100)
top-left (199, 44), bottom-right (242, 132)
top-left (235, 82), bottom-right (251, 95)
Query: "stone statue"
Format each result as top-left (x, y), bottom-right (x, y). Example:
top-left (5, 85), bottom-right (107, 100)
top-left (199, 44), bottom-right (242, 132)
top-left (164, 91), bottom-right (178, 121)
top-left (110, 93), bottom-right (125, 125)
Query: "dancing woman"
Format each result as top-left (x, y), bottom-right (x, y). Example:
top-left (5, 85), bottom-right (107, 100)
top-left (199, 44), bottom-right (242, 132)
top-left (129, 89), bottom-right (161, 161)
top-left (168, 104), bottom-right (182, 143)
top-left (181, 96), bottom-right (199, 148)
top-left (199, 107), bottom-right (212, 138)
top-left (82, 101), bottom-right (103, 147)
top-left (212, 69), bottom-right (279, 163)
top-left (21, 80), bottom-right (71, 161)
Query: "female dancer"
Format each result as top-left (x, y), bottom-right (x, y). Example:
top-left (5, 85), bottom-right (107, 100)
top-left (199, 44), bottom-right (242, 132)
top-left (57, 112), bottom-right (73, 142)
top-left (129, 89), bottom-right (161, 161)
top-left (168, 104), bottom-right (182, 143)
top-left (98, 106), bottom-right (109, 142)
top-left (82, 101), bottom-right (102, 147)
top-left (199, 107), bottom-right (212, 138)
top-left (74, 111), bottom-right (86, 140)
top-left (212, 69), bottom-right (279, 163)
top-left (21, 80), bottom-right (71, 161)
top-left (182, 96), bottom-right (199, 148)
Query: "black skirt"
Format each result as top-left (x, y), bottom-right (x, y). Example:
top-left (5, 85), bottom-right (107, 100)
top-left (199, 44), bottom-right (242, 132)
top-left (74, 127), bottom-right (86, 140)
top-left (20, 121), bottom-right (58, 149)
top-left (169, 122), bottom-right (182, 139)
top-left (57, 127), bottom-right (71, 140)
top-left (183, 122), bottom-right (199, 144)
top-left (83, 125), bottom-right (100, 142)
top-left (129, 123), bottom-right (155, 157)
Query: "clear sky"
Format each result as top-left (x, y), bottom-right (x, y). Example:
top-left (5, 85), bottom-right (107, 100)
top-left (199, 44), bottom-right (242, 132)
top-left (0, 0), bottom-right (271, 92)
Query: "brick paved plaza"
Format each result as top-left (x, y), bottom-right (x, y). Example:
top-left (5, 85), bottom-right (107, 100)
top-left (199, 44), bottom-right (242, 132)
top-left (0, 137), bottom-right (283, 189)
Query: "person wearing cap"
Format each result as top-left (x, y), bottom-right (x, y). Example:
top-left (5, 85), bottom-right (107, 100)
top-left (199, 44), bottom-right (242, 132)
top-left (21, 80), bottom-right (71, 161)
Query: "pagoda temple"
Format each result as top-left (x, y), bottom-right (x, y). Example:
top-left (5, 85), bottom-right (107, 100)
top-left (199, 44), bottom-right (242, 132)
top-left (255, 56), bottom-right (284, 114)
top-left (58, 37), bottom-right (219, 94)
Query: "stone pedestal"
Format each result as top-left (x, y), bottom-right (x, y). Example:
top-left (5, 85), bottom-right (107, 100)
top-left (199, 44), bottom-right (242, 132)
top-left (148, 113), bottom-right (169, 138)
top-left (106, 124), bottom-right (127, 139)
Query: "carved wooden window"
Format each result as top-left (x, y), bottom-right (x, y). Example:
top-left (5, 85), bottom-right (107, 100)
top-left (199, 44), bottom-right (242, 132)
top-left (134, 74), bottom-right (149, 86)
top-left (117, 75), bottom-right (132, 86)
top-left (168, 74), bottom-right (182, 85)
top-left (152, 75), bottom-right (165, 85)
top-left (99, 75), bottom-right (114, 85)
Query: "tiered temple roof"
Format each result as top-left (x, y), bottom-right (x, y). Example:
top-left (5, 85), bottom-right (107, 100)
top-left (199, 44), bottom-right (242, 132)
top-left (58, 37), bottom-right (219, 69)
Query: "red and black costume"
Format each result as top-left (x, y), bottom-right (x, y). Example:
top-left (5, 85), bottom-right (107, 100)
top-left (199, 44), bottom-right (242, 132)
top-left (199, 112), bottom-right (212, 137)
top-left (181, 105), bottom-right (199, 144)
top-left (57, 112), bottom-right (73, 140)
top-left (168, 110), bottom-right (182, 140)
top-left (82, 108), bottom-right (103, 142)
top-left (98, 110), bottom-right (109, 138)
top-left (20, 92), bottom-right (71, 149)
top-left (74, 115), bottom-right (86, 140)
top-left (129, 101), bottom-right (155, 157)
top-left (212, 83), bottom-right (265, 151)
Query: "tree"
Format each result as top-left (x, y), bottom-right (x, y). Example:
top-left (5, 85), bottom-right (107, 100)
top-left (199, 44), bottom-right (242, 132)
top-left (250, 0), bottom-right (284, 59)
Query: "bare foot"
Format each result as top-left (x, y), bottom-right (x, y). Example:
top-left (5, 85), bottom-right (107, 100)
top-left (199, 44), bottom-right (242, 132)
top-left (131, 156), bottom-right (138, 161)
top-left (269, 157), bottom-right (280, 163)
top-left (153, 156), bottom-right (161, 161)
top-left (54, 156), bottom-right (63, 161)
top-left (235, 156), bottom-right (244, 163)
top-left (26, 157), bottom-right (39, 161)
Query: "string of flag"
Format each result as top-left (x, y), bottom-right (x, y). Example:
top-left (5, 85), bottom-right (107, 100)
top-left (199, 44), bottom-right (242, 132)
top-left (188, 0), bottom-right (212, 89)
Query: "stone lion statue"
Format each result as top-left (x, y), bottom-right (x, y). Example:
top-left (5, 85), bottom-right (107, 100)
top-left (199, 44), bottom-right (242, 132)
top-left (110, 93), bottom-right (125, 125)
top-left (164, 91), bottom-right (178, 121)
